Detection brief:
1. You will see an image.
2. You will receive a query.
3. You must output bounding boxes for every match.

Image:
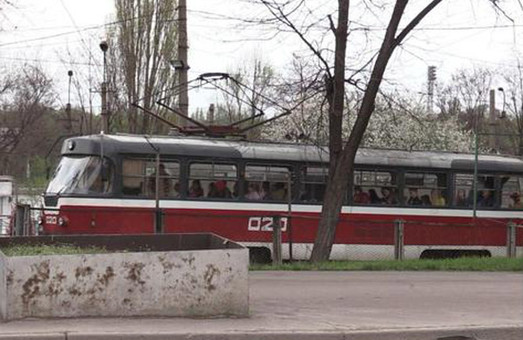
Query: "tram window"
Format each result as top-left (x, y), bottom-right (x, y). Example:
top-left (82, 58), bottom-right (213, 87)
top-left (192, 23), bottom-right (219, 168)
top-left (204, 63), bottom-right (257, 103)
top-left (353, 170), bottom-right (398, 205)
top-left (46, 156), bottom-right (113, 195)
top-left (188, 163), bottom-right (237, 199)
top-left (404, 172), bottom-right (447, 207)
top-left (122, 159), bottom-right (179, 198)
top-left (501, 176), bottom-right (523, 209)
top-left (245, 165), bottom-right (290, 201)
top-left (300, 166), bottom-right (327, 203)
top-left (454, 174), bottom-right (495, 208)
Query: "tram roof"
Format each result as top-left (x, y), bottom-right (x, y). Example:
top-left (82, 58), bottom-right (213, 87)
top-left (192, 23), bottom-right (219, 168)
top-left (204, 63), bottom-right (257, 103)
top-left (62, 134), bottom-right (523, 173)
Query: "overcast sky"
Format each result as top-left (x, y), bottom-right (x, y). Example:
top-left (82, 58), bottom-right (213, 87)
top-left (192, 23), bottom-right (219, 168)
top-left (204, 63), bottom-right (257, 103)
top-left (1, 0), bottom-right (523, 113)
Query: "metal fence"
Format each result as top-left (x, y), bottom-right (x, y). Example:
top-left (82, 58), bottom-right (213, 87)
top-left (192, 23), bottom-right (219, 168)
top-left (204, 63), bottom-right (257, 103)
top-left (245, 215), bottom-right (522, 262)
top-left (8, 205), bottom-right (523, 262)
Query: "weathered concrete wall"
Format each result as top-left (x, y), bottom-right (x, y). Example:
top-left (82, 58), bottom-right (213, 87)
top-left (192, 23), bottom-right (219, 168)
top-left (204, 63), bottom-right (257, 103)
top-left (0, 248), bottom-right (248, 320)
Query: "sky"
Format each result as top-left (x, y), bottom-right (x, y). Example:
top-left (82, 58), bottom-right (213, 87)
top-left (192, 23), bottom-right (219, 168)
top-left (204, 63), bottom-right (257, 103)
top-left (1, 0), bottom-right (523, 114)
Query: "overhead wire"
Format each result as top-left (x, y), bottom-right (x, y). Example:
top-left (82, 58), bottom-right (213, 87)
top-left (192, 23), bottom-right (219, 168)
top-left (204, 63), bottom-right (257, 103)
top-left (59, 0), bottom-right (102, 79)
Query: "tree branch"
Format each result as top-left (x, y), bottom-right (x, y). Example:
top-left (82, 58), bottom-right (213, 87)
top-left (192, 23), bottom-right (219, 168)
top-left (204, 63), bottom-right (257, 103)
top-left (394, 0), bottom-right (442, 48)
top-left (260, 0), bottom-right (333, 79)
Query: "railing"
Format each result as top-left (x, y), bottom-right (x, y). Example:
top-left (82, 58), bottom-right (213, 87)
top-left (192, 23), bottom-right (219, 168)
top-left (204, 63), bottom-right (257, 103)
top-left (11, 205), bottom-right (523, 261)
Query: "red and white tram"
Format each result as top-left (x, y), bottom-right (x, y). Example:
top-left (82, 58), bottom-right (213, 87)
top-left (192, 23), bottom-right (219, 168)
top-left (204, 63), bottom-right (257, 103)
top-left (41, 134), bottom-right (523, 260)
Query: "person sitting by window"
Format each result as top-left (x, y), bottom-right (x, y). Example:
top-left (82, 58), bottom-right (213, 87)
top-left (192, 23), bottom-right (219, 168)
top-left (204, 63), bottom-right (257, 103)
top-left (148, 163), bottom-right (172, 198)
top-left (455, 189), bottom-right (468, 207)
top-left (353, 186), bottom-right (370, 204)
top-left (207, 182), bottom-right (217, 198)
top-left (211, 180), bottom-right (232, 199)
top-left (271, 182), bottom-right (286, 201)
top-left (189, 179), bottom-right (204, 198)
top-left (407, 188), bottom-right (422, 205)
top-left (420, 194), bottom-right (432, 206)
top-left (260, 181), bottom-right (272, 200)
top-left (173, 181), bottom-right (181, 198)
top-left (510, 192), bottom-right (523, 209)
top-left (245, 182), bottom-right (262, 200)
top-left (381, 187), bottom-right (397, 205)
top-left (369, 189), bottom-right (381, 204)
top-left (430, 189), bottom-right (446, 206)
top-left (477, 190), bottom-right (494, 207)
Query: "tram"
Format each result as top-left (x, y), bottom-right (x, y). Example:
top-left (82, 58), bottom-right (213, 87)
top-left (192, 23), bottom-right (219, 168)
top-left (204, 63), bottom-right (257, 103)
top-left (40, 133), bottom-right (523, 260)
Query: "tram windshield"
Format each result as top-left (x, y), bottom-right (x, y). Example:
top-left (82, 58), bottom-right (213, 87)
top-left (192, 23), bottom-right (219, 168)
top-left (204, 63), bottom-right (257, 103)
top-left (46, 156), bottom-right (113, 195)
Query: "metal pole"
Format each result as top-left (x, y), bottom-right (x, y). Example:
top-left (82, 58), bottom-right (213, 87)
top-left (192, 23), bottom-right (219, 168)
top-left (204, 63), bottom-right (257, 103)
top-left (100, 41), bottom-right (109, 133)
top-left (507, 221), bottom-right (516, 258)
top-left (287, 173), bottom-right (293, 262)
top-left (178, 0), bottom-right (189, 125)
top-left (272, 216), bottom-right (282, 266)
top-left (489, 89), bottom-right (497, 150)
top-left (394, 219), bottom-right (404, 261)
top-left (101, 81), bottom-right (108, 133)
top-left (154, 153), bottom-right (163, 234)
top-left (66, 70), bottom-right (73, 133)
top-left (473, 132), bottom-right (478, 218)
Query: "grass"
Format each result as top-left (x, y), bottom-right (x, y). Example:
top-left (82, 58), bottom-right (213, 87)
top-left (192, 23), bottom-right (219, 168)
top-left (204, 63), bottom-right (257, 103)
top-left (0, 244), bottom-right (108, 257)
top-left (251, 257), bottom-right (523, 272)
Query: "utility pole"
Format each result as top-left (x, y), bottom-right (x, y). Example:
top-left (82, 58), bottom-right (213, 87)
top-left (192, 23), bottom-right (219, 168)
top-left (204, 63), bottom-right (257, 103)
top-left (427, 66), bottom-right (436, 114)
top-left (208, 103), bottom-right (215, 124)
top-left (178, 0), bottom-right (189, 126)
top-left (100, 41), bottom-right (109, 133)
top-left (489, 89), bottom-right (496, 151)
top-left (66, 70), bottom-right (73, 133)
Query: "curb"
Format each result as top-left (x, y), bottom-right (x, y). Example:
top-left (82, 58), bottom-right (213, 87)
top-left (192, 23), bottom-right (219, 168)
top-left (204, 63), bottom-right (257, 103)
top-left (1, 327), bottom-right (521, 340)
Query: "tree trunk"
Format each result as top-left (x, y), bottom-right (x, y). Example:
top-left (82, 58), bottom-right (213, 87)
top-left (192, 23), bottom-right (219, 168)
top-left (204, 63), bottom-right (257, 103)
top-left (310, 0), bottom-right (441, 262)
top-left (310, 152), bottom-right (353, 262)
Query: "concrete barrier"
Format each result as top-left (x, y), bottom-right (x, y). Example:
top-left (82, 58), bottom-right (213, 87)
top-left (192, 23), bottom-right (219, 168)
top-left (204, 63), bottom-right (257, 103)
top-left (0, 234), bottom-right (248, 320)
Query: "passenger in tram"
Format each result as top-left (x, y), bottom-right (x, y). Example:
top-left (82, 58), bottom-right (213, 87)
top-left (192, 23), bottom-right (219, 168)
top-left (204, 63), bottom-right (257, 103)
top-left (245, 182), bottom-right (262, 200)
top-left (430, 189), bottom-right (446, 206)
top-left (407, 188), bottom-right (422, 205)
top-left (420, 194), bottom-right (432, 206)
top-left (148, 163), bottom-right (172, 198)
top-left (369, 189), bottom-right (381, 204)
top-left (189, 179), bottom-right (204, 198)
top-left (381, 187), bottom-right (397, 205)
top-left (211, 180), bottom-right (232, 199)
top-left (510, 192), bottom-right (523, 209)
top-left (353, 186), bottom-right (370, 204)
top-left (477, 190), bottom-right (494, 207)
top-left (207, 182), bottom-right (217, 197)
top-left (271, 182), bottom-right (287, 201)
top-left (455, 189), bottom-right (468, 207)
top-left (260, 181), bottom-right (272, 200)
top-left (232, 182), bottom-right (239, 198)
top-left (173, 182), bottom-right (181, 198)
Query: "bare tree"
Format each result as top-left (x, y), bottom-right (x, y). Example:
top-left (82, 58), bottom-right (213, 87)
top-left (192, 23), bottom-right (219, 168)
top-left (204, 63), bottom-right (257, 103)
top-left (0, 64), bottom-right (56, 175)
top-left (437, 67), bottom-right (493, 131)
top-left (247, 0), bottom-right (453, 261)
top-left (107, 0), bottom-right (179, 134)
top-left (503, 59), bottom-right (523, 156)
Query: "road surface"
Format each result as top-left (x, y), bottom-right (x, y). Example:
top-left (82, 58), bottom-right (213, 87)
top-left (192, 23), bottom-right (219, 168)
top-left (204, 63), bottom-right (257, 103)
top-left (0, 271), bottom-right (522, 339)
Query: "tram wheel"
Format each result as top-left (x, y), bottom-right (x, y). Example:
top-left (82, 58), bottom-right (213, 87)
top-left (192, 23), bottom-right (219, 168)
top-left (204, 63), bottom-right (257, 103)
top-left (248, 247), bottom-right (272, 264)
top-left (420, 249), bottom-right (491, 259)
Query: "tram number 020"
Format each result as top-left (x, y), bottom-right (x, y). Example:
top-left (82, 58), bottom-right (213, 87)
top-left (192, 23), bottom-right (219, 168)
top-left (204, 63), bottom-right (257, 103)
top-left (248, 217), bottom-right (288, 232)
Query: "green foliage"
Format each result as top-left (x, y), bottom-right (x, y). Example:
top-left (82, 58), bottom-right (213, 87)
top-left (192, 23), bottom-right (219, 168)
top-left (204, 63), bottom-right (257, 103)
top-left (251, 257), bottom-right (523, 272)
top-left (1, 244), bottom-right (107, 257)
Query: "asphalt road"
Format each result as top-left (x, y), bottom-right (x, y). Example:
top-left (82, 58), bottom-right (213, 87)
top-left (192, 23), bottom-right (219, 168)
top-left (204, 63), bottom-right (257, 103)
top-left (0, 271), bottom-right (522, 339)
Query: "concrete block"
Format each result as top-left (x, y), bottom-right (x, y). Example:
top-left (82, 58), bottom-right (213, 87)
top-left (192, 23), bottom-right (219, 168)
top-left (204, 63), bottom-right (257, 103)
top-left (0, 234), bottom-right (248, 320)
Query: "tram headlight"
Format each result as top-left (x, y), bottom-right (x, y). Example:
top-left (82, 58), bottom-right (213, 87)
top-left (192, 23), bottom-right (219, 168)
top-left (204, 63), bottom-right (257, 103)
top-left (37, 215), bottom-right (44, 225)
top-left (57, 216), bottom-right (68, 227)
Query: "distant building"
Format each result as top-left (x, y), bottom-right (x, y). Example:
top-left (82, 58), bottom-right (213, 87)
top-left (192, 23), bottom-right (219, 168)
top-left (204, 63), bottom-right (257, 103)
top-left (0, 176), bottom-right (13, 235)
